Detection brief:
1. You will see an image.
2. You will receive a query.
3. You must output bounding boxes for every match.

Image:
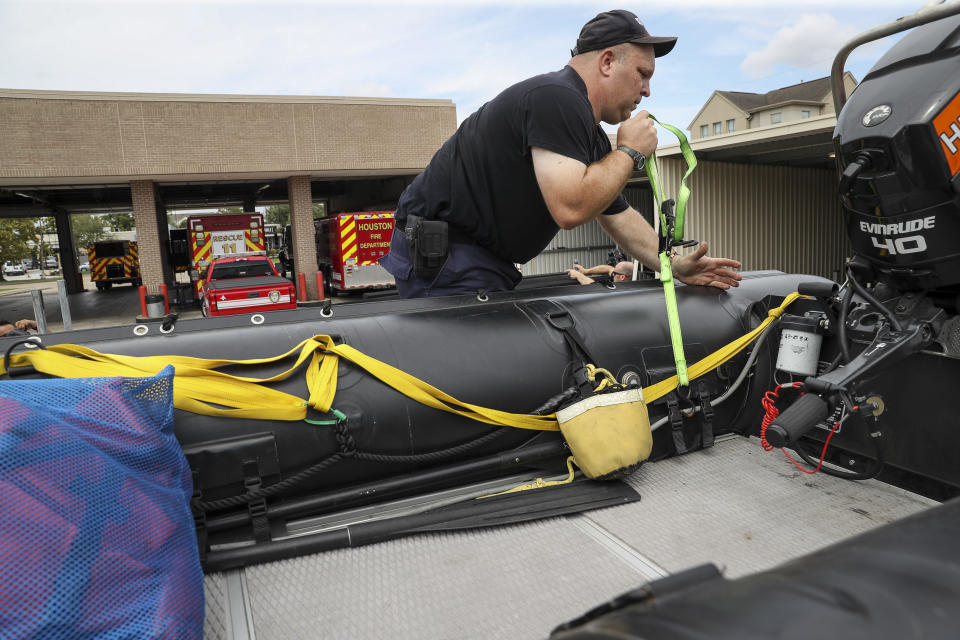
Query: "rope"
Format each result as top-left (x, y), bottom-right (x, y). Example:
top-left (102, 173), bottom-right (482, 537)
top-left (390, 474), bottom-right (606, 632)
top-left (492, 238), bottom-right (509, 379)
top-left (478, 456), bottom-right (578, 498)
top-left (355, 428), bottom-right (510, 464)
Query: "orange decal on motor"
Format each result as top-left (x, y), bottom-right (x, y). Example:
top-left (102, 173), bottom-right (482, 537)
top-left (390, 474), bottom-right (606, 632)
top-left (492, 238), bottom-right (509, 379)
top-left (933, 90), bottom-right (960, 177)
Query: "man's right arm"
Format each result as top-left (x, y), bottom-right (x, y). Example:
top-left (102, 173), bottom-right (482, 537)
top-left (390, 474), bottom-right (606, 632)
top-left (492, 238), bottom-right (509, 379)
top-left (580, 264), bottom-right (614, 276)
top-left (532, 147), bottom-right (633, 229)
top-left (531, 110), bottom-right (658, 230)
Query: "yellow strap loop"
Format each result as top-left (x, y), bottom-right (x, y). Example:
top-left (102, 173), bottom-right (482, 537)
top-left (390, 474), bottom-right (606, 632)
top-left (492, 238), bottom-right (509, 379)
top-left (0, 293), bottom-right (803, 428)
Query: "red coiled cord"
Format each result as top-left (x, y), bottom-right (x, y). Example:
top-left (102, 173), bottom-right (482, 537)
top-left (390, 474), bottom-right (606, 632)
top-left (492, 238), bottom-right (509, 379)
top-left (760, 383), bottom-right (843, 475)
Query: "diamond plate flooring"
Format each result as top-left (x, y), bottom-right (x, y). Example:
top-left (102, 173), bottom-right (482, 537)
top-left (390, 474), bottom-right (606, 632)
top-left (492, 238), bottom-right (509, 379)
top-left (204, 435), bottom-right (937, 640)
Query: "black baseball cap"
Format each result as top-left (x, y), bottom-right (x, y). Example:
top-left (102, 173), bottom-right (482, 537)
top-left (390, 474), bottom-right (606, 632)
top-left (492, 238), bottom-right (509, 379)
top-left (571, 10), bottom-right (677, 58)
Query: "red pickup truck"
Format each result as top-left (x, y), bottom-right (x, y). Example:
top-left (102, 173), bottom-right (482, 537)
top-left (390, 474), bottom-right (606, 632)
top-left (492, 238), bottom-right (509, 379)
top-left (200, 255), bottom-right (297, 317)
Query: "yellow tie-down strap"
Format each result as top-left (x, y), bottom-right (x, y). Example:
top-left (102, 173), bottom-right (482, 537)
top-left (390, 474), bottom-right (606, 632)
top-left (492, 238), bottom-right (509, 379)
top-left (0, 293), bottom-right (802, 429)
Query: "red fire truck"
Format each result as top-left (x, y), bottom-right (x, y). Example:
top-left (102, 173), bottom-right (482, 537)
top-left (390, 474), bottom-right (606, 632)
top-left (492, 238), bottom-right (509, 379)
top-left (88, 240), bottom-right (141, 291)
top-left (186, 213), bottom-right (267, 297)
top-left (316, 212), bottom-right (395, 294)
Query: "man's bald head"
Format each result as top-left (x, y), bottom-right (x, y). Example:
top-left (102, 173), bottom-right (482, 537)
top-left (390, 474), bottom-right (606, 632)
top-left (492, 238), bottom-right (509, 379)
top-left (612, 261), bottom-right (636, 281)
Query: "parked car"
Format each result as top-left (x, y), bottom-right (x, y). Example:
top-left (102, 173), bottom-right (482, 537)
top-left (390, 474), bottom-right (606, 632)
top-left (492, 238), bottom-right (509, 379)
top-left (3, 261), bottom-right (26, 277)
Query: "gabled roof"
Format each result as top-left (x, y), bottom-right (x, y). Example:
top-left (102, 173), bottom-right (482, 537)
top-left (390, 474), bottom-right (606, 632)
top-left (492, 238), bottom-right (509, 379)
top-left (687, 72), bottom-right (857, 131)
top-left (718, 74), bottom-right (861, 116)
top-left (719, 76), bottom-right (834, 113)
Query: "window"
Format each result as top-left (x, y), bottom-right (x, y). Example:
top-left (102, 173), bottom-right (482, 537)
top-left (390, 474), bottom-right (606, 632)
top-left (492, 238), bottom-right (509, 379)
top-left (726, 119), bottom-right (735, 133)
top-left (700, 124), bottom-right (709, 138)
top-left (801, 110), bottom-right (811, 119)
top-left (770, 112), bottom-right (782, 124)
top-left (713, 122), bottom-right (722, 135)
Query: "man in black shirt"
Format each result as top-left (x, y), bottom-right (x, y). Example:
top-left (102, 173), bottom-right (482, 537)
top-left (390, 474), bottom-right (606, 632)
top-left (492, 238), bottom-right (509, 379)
top-left (380, 9), bottom-right (741, 298)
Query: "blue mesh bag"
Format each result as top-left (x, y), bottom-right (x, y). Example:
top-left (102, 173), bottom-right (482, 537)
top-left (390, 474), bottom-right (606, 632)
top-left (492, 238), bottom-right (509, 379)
top-left (0, 365), bottom-right (204, 639)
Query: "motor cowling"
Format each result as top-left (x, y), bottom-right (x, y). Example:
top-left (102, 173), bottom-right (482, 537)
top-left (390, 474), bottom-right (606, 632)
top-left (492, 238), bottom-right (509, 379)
top-left (834, 14), bottom-right (960, 291)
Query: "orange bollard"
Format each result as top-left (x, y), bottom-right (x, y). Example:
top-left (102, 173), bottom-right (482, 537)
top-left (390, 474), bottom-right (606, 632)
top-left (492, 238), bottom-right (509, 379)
top-left (158, 283), bottom-right (170, 314)
top-left (315, 271), bottom-right (325, 301)
top-left (138, 285), bottom-right (148, 318)
top-left (297, 272), bottom-right (308, 302)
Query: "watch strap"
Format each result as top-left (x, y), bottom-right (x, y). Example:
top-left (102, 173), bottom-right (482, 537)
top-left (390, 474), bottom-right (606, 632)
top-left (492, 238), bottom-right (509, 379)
top-left (616, 145), bottom-right (645, 171)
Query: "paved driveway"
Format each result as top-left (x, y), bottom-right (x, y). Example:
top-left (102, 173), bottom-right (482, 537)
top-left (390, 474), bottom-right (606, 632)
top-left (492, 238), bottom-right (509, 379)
top-left (1, 274), bottom-right (201, 332)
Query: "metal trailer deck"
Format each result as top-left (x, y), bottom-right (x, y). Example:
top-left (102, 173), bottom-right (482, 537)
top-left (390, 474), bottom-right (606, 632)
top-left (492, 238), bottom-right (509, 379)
top-left (202, 435), bottom-right (936, 639)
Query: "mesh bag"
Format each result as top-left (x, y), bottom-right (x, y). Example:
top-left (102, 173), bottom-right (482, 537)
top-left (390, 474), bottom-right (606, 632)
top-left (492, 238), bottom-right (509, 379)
top-left (0, 365), bottom-right (204, 639)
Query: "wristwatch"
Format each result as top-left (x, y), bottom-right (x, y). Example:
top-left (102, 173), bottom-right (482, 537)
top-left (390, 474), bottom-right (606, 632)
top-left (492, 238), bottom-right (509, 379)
top-left (616, 145), bottom-right (646, 171)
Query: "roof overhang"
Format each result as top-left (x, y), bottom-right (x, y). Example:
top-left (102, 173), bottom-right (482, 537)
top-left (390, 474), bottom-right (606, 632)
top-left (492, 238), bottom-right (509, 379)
top-left (745, 99), bottom-right (824, 114)
top-left (658, 113), bottom-right (838, 170)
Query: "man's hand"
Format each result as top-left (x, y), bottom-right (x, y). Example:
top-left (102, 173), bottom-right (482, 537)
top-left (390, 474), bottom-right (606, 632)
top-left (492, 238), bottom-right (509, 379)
top-left (616, 110), bottom-right (658, 158)
top-left (672, 242), bottom-right (742, 290)
top-left (15, 319), bottom-right (37, 331)
top-left (566, 269), bottom-right (595, 285)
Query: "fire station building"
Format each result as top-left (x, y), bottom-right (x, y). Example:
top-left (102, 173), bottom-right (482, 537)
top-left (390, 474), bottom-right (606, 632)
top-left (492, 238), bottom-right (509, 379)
top-left (0, 89), bottom-right (457, 299)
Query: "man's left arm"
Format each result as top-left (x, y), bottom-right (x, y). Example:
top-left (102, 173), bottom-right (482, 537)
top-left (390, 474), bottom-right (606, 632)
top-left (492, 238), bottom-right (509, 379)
top-left (598, 207), bottom-right (742, 290)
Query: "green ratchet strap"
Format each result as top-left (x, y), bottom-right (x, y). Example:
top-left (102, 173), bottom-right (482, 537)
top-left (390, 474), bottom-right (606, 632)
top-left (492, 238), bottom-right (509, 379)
top-left (643, 116), bottom-right (699, 387)
top-left (645, 116), bottom-right (698, 244)
top-left (658, 251), bottom-right (687, 386)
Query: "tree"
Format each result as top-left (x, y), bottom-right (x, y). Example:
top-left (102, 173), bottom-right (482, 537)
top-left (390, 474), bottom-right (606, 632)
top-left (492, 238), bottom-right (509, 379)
top-left (216, 207), bottom-right (243, 215)
top-left (265, 205), bottom-right (290, 226)
top-left (0, 217), bottom-right (35, 266)
top-left (103, 212), bottom-right (135, 232)
top-left (34, 217), bottom-right (57, 269)
top-left (264, 203), bottom-right (325, 226)
top-left (72, 214), bottom-right (109, 251)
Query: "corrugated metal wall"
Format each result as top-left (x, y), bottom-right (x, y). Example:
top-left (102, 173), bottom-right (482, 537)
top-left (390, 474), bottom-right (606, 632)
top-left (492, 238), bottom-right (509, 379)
top-left (519, 184), bottom-right (651, 276)
top-left (521, 160), bottom-right (848, 281)
top-left (520, 219), bottom-right (614, 276)
top-left (656, 159), bottom-right (849, 281)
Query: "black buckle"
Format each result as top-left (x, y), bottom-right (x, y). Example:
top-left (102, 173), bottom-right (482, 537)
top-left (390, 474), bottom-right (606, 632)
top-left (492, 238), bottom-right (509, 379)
top-left (696, 381), bottom-right (714, 449)
top-left (659, 199), bottom-right (676, 254)
top-left (665, 392), bottom-right (687, 455)
top-left (191, 470), bottom-right (209, 562)
top-left (242, 459), bottom-right (271, 544)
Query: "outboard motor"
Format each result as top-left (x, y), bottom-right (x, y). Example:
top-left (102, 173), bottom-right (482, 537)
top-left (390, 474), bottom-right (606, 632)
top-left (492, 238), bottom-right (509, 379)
top-left (766, 5), bottom-right (960, 492)
top-left (836, 11), bottom-right (960, 292)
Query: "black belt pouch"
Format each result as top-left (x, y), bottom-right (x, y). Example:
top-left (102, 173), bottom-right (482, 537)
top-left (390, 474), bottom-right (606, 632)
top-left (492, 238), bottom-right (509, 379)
top-left (405, 214), bottom-right (449, 279)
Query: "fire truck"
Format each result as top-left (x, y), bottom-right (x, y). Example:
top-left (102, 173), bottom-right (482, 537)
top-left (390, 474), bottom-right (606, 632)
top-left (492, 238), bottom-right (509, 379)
top-left (88, 240), bottom-right (141, 291)
top-left (186, 213), bottom-right (267, 297)
top-left (316, 211), bottom-right (396, 294)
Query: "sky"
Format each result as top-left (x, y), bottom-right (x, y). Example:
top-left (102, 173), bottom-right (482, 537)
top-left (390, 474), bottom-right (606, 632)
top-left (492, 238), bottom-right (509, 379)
top-left (0, 0), bottom-right (943, 137)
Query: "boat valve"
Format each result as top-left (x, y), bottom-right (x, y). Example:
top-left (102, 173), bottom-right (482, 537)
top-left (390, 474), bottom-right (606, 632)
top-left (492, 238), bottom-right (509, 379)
top-left (862, 395), bottom-right (885, 417)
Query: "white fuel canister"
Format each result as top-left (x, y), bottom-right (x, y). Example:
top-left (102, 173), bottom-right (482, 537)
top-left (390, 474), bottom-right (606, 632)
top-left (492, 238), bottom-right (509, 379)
top-left (776, 316), bottom-right (823, 377)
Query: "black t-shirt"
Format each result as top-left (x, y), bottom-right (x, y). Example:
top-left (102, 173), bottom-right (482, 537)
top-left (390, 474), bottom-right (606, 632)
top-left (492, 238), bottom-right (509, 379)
top-left (397, 66), bottom-right (629, 264)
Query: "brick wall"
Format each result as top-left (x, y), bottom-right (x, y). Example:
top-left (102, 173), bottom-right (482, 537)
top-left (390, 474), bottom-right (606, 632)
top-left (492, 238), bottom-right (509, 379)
top-left (0, 91), bottom-right (457, 180)
top-left (288, 175), bottom-right (318, 301)
top-left (130, 180), bottom-right (164, 295)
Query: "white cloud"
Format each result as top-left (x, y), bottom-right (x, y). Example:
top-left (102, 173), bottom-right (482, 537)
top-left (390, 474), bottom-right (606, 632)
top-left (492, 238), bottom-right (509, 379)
top-left (740, 14), bottom-right (860, 78)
